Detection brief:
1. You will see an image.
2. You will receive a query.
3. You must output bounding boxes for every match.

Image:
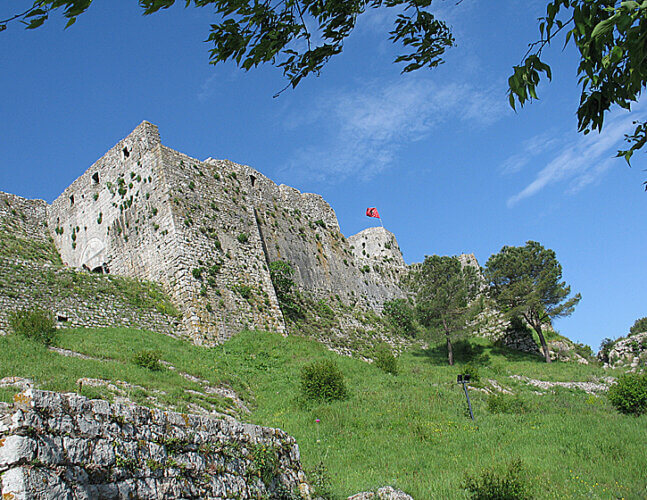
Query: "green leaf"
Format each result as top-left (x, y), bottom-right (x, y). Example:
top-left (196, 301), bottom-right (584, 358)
top-left (591, 17), bottom-right (616, 39)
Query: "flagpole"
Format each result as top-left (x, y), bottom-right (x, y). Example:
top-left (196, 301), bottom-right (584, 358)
top-left (379, 217), bottom-right (383, 228)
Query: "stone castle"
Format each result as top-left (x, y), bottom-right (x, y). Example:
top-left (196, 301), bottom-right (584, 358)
top-left (9, 121), bottom-right (408, 344)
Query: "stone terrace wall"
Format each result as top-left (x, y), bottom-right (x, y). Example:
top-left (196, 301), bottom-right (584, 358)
top-left (0, 192), bottom-right (49, 241)
top-left (0, 389), bottom-right (311, 499)
top-left (0, 257), bottom-right (180, 337)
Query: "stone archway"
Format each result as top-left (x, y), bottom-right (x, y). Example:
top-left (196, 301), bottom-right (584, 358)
top-left (80, 238), bottom-right (106, 272)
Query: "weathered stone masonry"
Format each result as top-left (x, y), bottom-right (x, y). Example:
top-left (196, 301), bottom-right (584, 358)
top-left (0, 389), bottom-right (311, 499)
top-left (46, 121), bottom-right (408, 344)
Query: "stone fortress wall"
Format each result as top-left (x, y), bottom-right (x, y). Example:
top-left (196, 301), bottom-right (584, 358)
top-left (45, 122), bottom-right (407, 343)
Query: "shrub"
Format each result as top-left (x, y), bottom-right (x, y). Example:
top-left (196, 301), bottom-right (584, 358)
top-left (8, 308), bottom-right (57, 345)
top-left (269, 260), bottom-right (303, 320)
top-left (251, 444), bottom-right (279, 486)
top-left (307, 462), bottom-right (333, 499)
top-left (373, 343), bottom-right (398, 375)
top-left (315, 299), bottom-right (334, 319)
top-left (463, 459), bottom-right (533, 500)
top-left (132, 350), bottom-right (163, 371)
top-left (463, 361), bottom-right (480, 383)
top-left (629, 316), bottom-right (647, 336)
top-left (300, 360), bottom-right (348, 402)
top-left (607, 372), bottom-right (647, 416)
top-left (572, 342), bottom-right (595, 361)
top-left (599, 337), bottom-right (616, 363)
top-left (237, 233), bottom-right (249, 244)
top-left (487, 393), bottom-right (528, 414)
top-left (382, 299), bottom-right (416, 336)
top-left (233, 284), bottom-right (252, 299)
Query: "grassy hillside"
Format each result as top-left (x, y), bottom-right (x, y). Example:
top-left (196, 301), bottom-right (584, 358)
top-left (1, 328), bottom-right (644, 499)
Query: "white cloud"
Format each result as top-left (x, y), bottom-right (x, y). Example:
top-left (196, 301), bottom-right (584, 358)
top-left (506, 110), bottom-right (642, 207)
top-left (280, 77), bottom-right (506, 182)
top-left (500, 132), bottom-right (559, 174)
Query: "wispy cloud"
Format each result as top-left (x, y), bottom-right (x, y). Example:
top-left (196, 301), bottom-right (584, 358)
top-left (197, 69), bottom-right (240, 102)
top-left (506, 110), bottom-right (642, 207)
top-left (280, 77), bottom-right (507, 182)
top-left (500, 132), bottom-right (560, 175)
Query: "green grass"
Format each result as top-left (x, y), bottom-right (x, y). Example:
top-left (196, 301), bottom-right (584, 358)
top-left (0, 328), bottom-right (644, 498)
top-left (0, 228), bottom-right (62, 265)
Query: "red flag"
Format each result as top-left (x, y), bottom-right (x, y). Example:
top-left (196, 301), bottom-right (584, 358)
top-left (366, 207), bottom-right (380, 219)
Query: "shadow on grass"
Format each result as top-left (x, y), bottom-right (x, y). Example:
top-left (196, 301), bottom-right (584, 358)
top-left (414, 339), bottom-right (544, 366)
top-left (414, 340), bottom-right (488, 365)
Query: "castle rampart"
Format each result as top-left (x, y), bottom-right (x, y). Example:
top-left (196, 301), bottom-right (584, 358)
top-left (7, 122), bottom-right (407, 343)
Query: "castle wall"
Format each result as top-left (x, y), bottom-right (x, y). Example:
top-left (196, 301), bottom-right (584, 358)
top-left (48, 121), bottom-right (179, 285)
top-left (252, 184), bottom-right (407, 310)
top-left (156, 150), bottom-right (285, 342)
top-left (0, 192), bottom-right (49, 243)
top-left (37, 122), bottom-right (408, 343)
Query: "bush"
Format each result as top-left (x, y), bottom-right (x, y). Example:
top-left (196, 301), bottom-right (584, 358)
top-left (572, 342), bottom-right (595, 361)
top-left (300, 360), bottom-right (348, 402)
top-left (132, 350), bottom-right (163, 371)
top-left (8, 308), bottom-right (57, 345)
top-left (373, 343), bottom-right (398, 375)
top-left (307, 462), bottom-right (333, 499)
top-left (251, 444), bottom-right (279, 486)
top-left (269, 260), bottom-right (303, 320)
top-left (487, 393), bottom-right (528, 414)
top-left (599, 337), bottom-right (616, 363)
top-left (382, 299), bottom-right (416, 336)
top-left (233, 284), bottom-right (252, 299)
top-left (607, 372), bottom-right (647, 416)
top-left (237, 233), bottom-right (249, 244)
top-left (463, 361), bottom-right (480, 382)
top-left (463, 459), bottom-right (533, 500)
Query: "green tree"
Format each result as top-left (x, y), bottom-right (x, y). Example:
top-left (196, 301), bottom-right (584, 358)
top-left (629, 316), bottom-right (647, 336)
top-left (382, 298), bottom-right (416, 337)
top-left (508, 0), bottom-right (647, 170)
top-left (2, 0), bottom-right (454, 94)
top-left (410, 255), bottom-right (481, 365)
top-left (484, 241), bottom-right (581, 363)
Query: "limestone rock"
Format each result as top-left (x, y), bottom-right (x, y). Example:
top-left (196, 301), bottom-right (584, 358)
top-left (0, 389), bottom-right (311, 499)
top-left (347, 485), bottom-right (414, 500)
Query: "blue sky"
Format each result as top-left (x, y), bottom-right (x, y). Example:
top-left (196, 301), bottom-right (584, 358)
top-left (1, 0), bottom-right (645, 350)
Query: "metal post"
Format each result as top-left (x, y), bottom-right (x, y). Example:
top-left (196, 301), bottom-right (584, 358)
top-left (457, 374), bottom-right (475, 421)
top-left (462, 381), bottom-right (474, 420)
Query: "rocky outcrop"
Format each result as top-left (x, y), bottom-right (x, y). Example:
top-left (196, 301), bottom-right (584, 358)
top-left (0, 389), bottom-right (311, 499)
top-left (601, 332), bottom-right (647, 370)
top-left (348, 486), bottom-right (413, 499)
